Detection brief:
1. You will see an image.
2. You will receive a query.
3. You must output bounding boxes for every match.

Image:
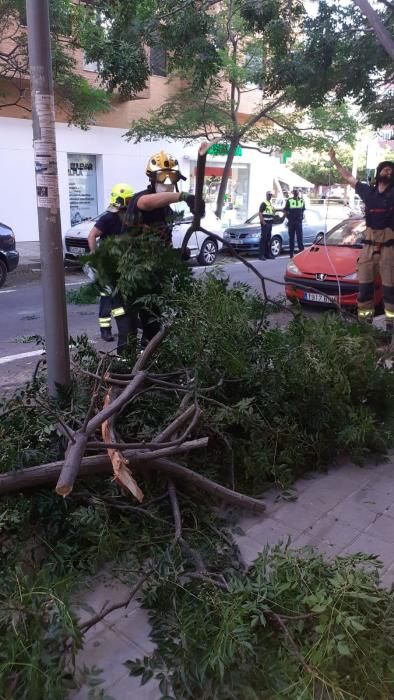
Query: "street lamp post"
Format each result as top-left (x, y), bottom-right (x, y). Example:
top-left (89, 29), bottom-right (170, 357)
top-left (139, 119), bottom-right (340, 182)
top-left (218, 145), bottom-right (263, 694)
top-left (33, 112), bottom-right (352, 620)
top-left (26, 0), bottom-right (70, 397)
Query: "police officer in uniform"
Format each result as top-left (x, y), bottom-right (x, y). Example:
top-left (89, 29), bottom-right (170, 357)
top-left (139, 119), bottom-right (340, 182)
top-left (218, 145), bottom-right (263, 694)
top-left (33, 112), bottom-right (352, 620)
top-left (87, 183), bottom-right (134, 350)
top-left (258, 190), bottom-right (275, 259)
top-left (125, 150), bottom-right (203, 345)
top-left (284, 188), bottom-right (305, 258)
top-left (328, 149), bottom-right (394, 328)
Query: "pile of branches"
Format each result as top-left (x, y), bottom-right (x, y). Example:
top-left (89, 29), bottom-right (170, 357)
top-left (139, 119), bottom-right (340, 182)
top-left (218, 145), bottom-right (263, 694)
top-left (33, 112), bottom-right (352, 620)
top-left (0, 326), bottom-right (266, 517)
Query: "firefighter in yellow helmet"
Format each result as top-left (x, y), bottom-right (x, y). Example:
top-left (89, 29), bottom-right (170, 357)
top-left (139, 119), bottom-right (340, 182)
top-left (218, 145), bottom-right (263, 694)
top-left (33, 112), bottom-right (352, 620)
top-left (124, 150), bottom-right (205, 345)
top-left (88, 183), bottom-right (134, 350)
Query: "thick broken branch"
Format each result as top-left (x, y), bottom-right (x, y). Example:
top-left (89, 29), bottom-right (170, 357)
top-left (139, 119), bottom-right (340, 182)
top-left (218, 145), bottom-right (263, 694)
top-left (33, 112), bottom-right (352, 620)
top-left (56, 328), bottom-right (168, 497)
top-left (0, 454), bottom-right (265, 513)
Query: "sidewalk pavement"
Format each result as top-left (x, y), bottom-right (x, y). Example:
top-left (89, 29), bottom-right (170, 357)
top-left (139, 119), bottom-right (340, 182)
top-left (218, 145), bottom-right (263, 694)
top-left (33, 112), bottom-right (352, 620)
top-left (70, 456), bottom-right (394, 700)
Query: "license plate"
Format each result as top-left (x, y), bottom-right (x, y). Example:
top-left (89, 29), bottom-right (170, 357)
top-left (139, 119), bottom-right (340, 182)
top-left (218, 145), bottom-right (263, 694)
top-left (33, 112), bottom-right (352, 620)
top-left (304, 292), bottom-right (335, 303)
top-left (69, 246), bottom-right (85, 255)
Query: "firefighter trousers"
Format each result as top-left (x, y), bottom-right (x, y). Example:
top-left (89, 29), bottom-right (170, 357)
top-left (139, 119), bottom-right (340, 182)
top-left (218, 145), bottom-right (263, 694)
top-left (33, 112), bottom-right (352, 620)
top-left (357, 227), bottom-right (394, 324)
top-left (99, 292), bottom-right (138, 354)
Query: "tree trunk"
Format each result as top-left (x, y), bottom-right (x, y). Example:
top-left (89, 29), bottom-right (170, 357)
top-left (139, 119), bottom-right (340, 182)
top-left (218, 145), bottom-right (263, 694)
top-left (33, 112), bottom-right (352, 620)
top-left (353, 0), bottom-right (394, 60)
top-left (215, 139), bottom-right (238, 219)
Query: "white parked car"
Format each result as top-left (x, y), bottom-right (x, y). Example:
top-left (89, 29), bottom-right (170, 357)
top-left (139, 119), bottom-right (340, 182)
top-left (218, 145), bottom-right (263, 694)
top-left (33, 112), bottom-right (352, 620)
top-left (63, 201), bottom-right (223, 266)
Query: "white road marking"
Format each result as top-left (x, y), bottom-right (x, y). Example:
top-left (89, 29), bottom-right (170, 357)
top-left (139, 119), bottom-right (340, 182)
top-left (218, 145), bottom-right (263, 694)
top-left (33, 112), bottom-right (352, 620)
top-left (65, 281), bottom-right (85, 286)
top-left (0, 349), bottom-right (44, 365)
top-left (0, 289), bottom-right (16, 294)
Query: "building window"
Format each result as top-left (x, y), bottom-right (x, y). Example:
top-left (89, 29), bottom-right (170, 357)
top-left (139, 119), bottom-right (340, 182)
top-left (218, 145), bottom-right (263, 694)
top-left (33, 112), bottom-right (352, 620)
top-left (83, 53), bottom-right (99, 73)
top-left (67, 154), bottom-right (98, 226)
top-left (150, 45), bottom-right (167, 77)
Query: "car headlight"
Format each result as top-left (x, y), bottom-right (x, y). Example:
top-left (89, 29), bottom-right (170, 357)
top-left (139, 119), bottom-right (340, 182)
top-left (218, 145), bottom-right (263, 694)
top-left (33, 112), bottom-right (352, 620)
top-left (249, 232), bottom-right (260, 239)
top-left (287, 260), bottom-right (302, 276)
top-left (342, 272), bottom-right (357, 281)
top-left (223, 232), bottom-right (230, 239)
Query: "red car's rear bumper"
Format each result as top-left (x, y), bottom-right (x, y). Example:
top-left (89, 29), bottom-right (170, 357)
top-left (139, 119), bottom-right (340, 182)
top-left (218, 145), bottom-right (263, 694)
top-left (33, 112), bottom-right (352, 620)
top-left (285, 275), bottom-right (384, 309)
top-left (285, 276), bottom-right (359, 307)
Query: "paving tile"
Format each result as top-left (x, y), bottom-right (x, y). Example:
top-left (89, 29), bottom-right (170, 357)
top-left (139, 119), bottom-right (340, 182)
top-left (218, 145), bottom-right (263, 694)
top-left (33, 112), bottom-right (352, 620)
top-left (365, 514), bottom-right (394, 543)
top-left (271, 499), bottom-right (321, 532)
top-left (105, 607), bottom-right (155, 655)
top-left (291, 516), bottom-right (361, 558)
top-left (70, 626), bottom-right (144, 698)
top-left (106, 670), bottom-right (160, 700)
top-left (235, 535), bottom-right (266, 567)
top-left (351, 477), bottom-right (394, 514)
top-left (328, 498), bottom-right (381, 529)
top-left (339, 533), bottom-right (394, 568)
top-left (299, 476), bottom-right (360, 511)
top-left (73, 576), bottom-right (137, 627)
top-left (245, 518), bottom-right (294, 546)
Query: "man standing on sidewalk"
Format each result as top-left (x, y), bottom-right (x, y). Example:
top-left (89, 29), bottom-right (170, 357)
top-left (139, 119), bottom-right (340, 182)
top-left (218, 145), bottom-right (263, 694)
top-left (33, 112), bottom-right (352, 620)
top-left (328, 148), bottom-right (394, 328)
top-left (258, 191), bottom-right (275, 260)
top-left (284, 188), bottom-right (305, 258)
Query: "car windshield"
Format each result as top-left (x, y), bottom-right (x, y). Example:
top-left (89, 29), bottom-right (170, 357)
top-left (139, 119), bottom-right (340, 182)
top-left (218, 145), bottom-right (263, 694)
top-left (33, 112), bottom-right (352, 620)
top-left (323, 219), bottom-right (365, 247)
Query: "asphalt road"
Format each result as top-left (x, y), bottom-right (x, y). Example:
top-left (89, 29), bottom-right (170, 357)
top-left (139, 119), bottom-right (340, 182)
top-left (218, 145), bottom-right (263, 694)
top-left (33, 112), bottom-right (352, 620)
top-left (0, 254), bottom-right (290, 392)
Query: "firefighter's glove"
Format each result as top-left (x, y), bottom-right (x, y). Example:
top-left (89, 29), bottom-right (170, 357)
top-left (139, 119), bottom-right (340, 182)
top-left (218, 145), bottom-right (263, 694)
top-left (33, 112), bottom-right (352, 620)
top-left (180, 193), bottom-right (205, 217)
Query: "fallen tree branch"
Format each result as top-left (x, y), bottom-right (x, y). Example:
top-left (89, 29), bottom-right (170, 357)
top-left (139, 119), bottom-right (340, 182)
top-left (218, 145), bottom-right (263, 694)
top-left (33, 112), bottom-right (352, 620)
top-left (56, 329), bottom-right (169, 497)
top-left (79, 573), bottom-right (149, 636)
top-left (0, 455), bottom-right (265, 512)
top-left (102, 389), bottom-right (144, 502)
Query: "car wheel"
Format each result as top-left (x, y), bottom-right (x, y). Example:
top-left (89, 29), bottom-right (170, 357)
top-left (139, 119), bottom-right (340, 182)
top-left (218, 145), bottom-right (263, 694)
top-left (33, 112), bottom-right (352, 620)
top-left (197, 238), bottom-right (218, 266)
top-left (0, 259), bottom-right (7, 288)
top-left (270, 236), bottom-right (282, 258)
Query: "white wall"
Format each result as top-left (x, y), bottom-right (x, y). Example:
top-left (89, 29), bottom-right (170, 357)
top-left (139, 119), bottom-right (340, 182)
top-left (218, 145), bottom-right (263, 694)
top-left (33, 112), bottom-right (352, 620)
top-left (0, 117), bottom-right (189, 241)
top-left (0, 116), bottom-right (278, 241)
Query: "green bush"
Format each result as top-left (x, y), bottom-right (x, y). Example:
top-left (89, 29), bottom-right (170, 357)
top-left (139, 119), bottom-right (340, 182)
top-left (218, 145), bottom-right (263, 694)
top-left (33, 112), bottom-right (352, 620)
top-left (66, 283), bottom-right (99, 305)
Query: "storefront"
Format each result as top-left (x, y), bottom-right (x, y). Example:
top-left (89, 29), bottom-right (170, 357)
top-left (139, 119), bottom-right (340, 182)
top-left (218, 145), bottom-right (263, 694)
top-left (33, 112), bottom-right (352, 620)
top-left (189, 161), bottom-right (250, 225)
top-left (67, 154), bottom-right (99, 225)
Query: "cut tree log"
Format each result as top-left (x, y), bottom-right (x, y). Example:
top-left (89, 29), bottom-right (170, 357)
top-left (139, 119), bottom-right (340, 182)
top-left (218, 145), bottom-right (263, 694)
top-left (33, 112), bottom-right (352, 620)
top-left (0, 454), bottom-right (266, 513)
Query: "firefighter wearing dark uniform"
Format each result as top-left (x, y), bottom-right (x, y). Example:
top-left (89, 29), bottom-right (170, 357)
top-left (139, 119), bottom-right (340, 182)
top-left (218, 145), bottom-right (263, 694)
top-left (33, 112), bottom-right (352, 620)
top-left (87, 183), bottom-right (134, 351)
top-left (124, 150), bottom-right (202, 347)
top-left (284, 188), bottom-right (305, 258)
top-left (328, 149), bottom-right (394, 329)
top-left (259, 191), bottom-right (275, 259)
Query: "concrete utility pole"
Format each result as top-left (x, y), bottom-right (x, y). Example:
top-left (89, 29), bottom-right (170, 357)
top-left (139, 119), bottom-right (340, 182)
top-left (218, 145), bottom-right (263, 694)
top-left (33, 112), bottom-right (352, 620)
top-left (26, 0), bottom-right (70, 396)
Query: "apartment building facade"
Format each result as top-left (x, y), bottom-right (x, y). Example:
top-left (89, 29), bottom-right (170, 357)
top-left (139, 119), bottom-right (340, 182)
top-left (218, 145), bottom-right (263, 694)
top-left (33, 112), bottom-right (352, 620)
top-left (0, 43), bottom-right (310, 241)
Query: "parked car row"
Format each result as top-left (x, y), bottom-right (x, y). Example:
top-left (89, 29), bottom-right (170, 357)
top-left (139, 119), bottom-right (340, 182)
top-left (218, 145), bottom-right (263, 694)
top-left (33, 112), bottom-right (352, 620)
top-left (222, 209), bottom-right (327, 257)
top-left (63, 202), bottom-right (224, 266)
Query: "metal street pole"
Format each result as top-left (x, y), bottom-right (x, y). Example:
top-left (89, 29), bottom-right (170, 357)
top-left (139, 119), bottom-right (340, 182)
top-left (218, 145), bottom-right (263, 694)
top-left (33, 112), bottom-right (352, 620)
top-left (26, 0), bottom-right (70, 396)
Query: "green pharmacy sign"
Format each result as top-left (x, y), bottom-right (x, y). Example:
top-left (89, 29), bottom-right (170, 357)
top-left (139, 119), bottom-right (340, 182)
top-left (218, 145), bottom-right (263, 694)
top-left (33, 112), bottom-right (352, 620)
top-left (207, 143), bottom-right (243, 157)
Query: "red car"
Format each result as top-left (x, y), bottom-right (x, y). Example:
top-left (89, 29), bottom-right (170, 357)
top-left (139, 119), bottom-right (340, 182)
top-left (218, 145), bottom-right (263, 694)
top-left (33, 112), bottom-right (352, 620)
top-left (285, 217), bottom-right (383, 311)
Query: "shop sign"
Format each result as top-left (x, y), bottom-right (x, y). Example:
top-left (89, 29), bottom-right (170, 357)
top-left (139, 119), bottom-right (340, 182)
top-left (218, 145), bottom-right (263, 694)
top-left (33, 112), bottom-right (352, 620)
top-left (68, 154), bottom-right (98, 226)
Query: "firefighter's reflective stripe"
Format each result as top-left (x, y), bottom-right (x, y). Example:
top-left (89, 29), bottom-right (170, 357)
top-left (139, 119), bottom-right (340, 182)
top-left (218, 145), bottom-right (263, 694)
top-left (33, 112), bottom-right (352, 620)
top-left (99, 292), bottom-right (108, 297)
top-left (358, 308), bottom-right (374, 319)
top-left (112, 306), bottom-right (125, 318)
top-left (385, 309), bottom-right (394, 319)
top-left (99, 317), bottom-right (112, 328)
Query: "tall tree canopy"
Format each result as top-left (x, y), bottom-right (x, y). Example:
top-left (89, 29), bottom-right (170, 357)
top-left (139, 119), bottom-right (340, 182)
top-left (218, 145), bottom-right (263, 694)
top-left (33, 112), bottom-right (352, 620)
top-left (126, 0), bottom-right (393, 215)
top-left (0, 0), bottom-right (149, 128)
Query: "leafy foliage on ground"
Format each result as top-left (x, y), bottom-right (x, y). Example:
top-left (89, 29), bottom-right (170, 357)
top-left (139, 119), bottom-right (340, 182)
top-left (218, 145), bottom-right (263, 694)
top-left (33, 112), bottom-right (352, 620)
top-left (1, 276), bottom-right (394, 698)
top-left (131, 546), bottom-right (394, 699)
top-left (66, 283), bottom-right (99, 305)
